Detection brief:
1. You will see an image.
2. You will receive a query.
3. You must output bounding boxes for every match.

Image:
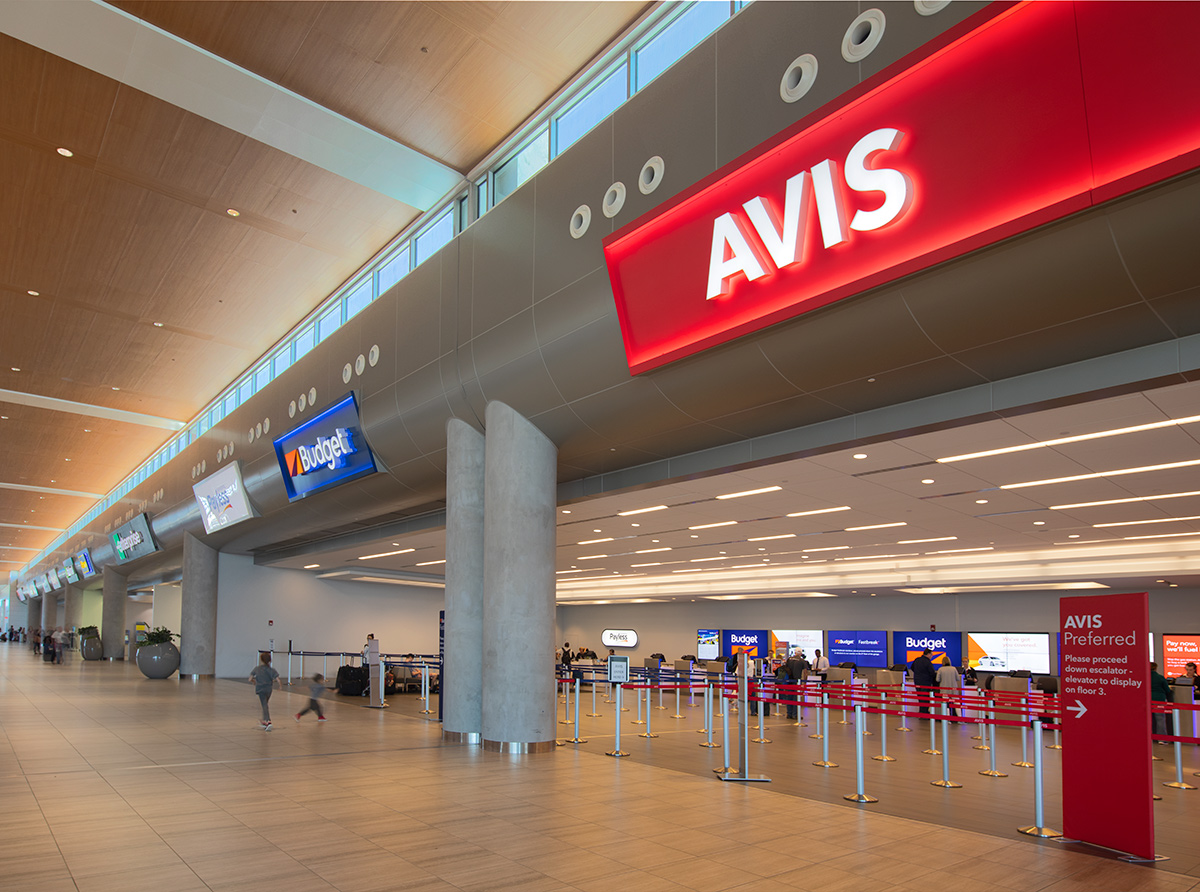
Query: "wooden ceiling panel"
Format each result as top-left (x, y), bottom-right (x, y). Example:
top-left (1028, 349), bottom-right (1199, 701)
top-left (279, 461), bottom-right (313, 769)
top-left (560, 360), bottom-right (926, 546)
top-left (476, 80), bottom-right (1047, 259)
top-left (30, 50), bottom-right (121, 157)
top-left (373, 7), bottom-right (478, 94)
top-left (158, 116), bottom-right (247, 197)
top-left (0, 35), bottom-right (45, 131)
top-left (98, 87), bottom-right (188, 182)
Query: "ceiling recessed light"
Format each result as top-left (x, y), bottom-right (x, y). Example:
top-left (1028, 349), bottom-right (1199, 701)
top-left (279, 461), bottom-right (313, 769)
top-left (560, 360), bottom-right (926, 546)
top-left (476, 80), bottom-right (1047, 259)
top-left (853, 453), bottom-right (868, 459)
top-left (561, 509), bottom-right (571, 514)
top-left (845, 522), bottom-right (906, 531)
top-left (0, 416), bottom-right (7, 420)
top-left (153, 322), bottom-right (164, 328)
top-left (921, 479), bottom-right (935, 484)
top-left (787, 506), bottom-right (851, 518)
top-left (577, 538), bottom-right (613, 545)
top-left (10, 367), bottom-right (19, 372)
top-left (715, 486), bottom-right (782, 500)
top-left (111, 386), bottom-right (120, 391)
top-left (1068, 534), bottom-right (1080, 539)
top-left (975, 499), bottom-right (989, 504)
top-left (1033, 521), bottom-right (1046, 525)
top-left (303, 564), bottom-right (320, 569)
top-left (56, 147), bottom-right (73, 157)
top-left (690, 520), bottom-right (737, 530)
top-left (617, 505), bottom-right (667, 516)
top-left (357, 548), bottom-right (415, 560)
top-left (226, 208), bottom-right (241, 217)
top-left (64, 458), bottom-right (70, 462)
top-left (26, 290), bottom-right (38, 296)
top-left (630, 523), bottom-right (640, 527)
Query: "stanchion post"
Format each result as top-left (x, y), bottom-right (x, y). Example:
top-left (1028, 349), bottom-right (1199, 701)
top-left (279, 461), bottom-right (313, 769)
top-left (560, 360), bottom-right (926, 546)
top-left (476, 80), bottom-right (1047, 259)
top-left (1048, 726), bottom-right (1062, 749)
top-left (607, 685), bottom-right (628, 757)
top-left (1164, 709), bottom-right (1197, 790)
top-left (701, 683), bottom-right (719, 748)
top-left (567, 677), bottom-right (587, 744)
top-left (923, 702), bottom-right (941, 755)
top-left (587, 671), bottom-right (601, 717)
top-left (873, 691), bottom-right (895, 762)
top-left (559, 678), bottom-right (574, 725)
top-left (419, 666), bottom-right (433, 715)
top-left (810, 686), bottom-right (824, 739)
top-left (632, 685), bottom-right (645, 725)
top-left (931, 704), bottom-right (961, 787)
top-left (974, 695), bottom-right (992, 750)
top-left (673, 680), bottom-right (683, 719)
top-left (814, 692), bottom-right (837, 767)
top-left (1018, 719), bottom-right (1061, 837)
top-left (1012, 697), bottom-right (1034, 768)
top-left (980, 703), bottom-right (1007, 777)
top-left (845, 704), bottom-right (878, 802)
top-left (897, 678), bottom-right (912, 731)
top-left (639, 688), bottom-right (658, 738)
top-left (752, 686), bottom-right (770, 744)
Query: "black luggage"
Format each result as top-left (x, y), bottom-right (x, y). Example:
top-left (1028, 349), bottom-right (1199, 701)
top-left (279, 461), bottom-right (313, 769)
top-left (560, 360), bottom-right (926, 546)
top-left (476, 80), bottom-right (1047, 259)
top-left (336, 664), bottom-right (367, 696)
top-left (43, 646), bottom-right (55, 662)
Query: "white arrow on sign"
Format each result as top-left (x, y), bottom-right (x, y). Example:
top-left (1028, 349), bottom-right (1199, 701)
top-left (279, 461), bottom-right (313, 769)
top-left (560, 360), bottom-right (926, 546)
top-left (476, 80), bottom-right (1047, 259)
top-left (1066, 699), bottom-right (1087, 719)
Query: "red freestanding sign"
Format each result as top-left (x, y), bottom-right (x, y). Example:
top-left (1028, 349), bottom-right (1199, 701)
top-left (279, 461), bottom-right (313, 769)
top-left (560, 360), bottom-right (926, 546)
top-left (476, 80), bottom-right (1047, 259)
top-left (1059, 592), bottom-right (1153, 859)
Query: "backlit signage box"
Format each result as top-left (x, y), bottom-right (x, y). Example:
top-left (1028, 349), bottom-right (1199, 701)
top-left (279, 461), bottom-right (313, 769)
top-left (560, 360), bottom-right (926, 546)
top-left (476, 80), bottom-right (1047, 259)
top-left (75, 550), bottom-right (95, 578)
top-left (827, 630), bottom-right (888, 668)
top-left (601, 629), bottom-right (638, 648)
top-left (46, 567), bottom-right (62, 590)
top-left (193, 462), bottom-right (256, 534)
top-left (1163, 634), bottom-right (1200, 678)
top-left (110, 513), bottom-right (160, 564)
top-left (273, 392), bottom-right (377, 501)
top-left (697, 629), bottom-right (720, 661)
top-left (770, 629), bottom-right (822, 659)
top-left (61, 558), bottom-right (79, 584)
top-left (721, 629), bottom-right (769, 659)
top-left (892, 632), bottom-right (962, 668)
top-left (604, 2), bottom-right (1200, 373)
top-left (967, 631), bottom-right (1050, 674)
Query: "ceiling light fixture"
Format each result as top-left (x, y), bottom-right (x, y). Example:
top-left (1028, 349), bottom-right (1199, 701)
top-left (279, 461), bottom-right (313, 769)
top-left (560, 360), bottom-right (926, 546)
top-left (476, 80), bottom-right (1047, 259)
top-left (803, 545), bottom-right (849, 552)
top-left (56, 147), bottom-right (73, 157)
top-left (577, 537), bottom-right (614, 545)
top-left (689, 520), bottom-right (737, 530)
top-left (617, 505), bottom-right (668, 516)
top-left (357, 548), bottom-right (415, 560)
top-left (897, 582), bottom-right (1108, 594)
top-left (927, 546), bottom-right (994, 554)
top-left (635, 547), bottom-right (670, 554)
top-left (921, 479), bottom-right (935, 484)
top-left (1050, 489), bottom-right (1200, 510)
top-left (716, 485), bottom-right (782, 499)
top-left (747, 533), bottom-right (795, 541)
top-left (630, 562), bottom-right (662, 567)
top-left (976, 499), bottom-right (989, 504)
top-left (1121, 531), bottom-right (1200, 541)
top-left (577, 554), bottom-right (608, 560)
top-left (787, 506), bottom-right (851, 518)
top-left (845, 522), bottom-right (906, 531)
top-left (853, 453), bottom-right (868, 459)
top-left (1094, 514), bottom-right (1200, 528)
top-left (415, 559), bottom-right (446, 566)
top-left (1002, 458), bottom-right (1200, 489)
top-left (153, 322), bottom-right (164, 327)
top-left (938, 413), bottom-right (1200, 463)
top-left (897, 536), bottom-right (957, 544)
top-left (303, 563), bottom-right (320, 569)
top-left (10, 367), bottom-right (19, 372)
top-left (26, 290), bottom-right (38, 296)
top-left (226, 208), bottom-right (241, 217)
top-left (111, 386), bottom-right (120, 391)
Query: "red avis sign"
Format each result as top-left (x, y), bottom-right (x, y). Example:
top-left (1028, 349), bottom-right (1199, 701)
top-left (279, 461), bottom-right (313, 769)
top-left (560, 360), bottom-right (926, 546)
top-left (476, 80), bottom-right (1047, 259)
top-left (604, 1), bottom-right (1200, 374)
top-left (1059, 592), bottom-right (1153, 860)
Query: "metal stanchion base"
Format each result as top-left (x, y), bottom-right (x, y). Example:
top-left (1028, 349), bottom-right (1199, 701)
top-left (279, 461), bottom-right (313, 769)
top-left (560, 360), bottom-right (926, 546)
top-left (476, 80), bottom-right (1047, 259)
top-left (638, 732), bottom-right (659, 739)
top-left (812, 760), bottom-right (839, 767)
top-left (1162, 781), bottom-right (1198, 790)
top-left (971, 734), bottom-right (983, 740)
top-left (1046, 743), bottom-right (1062, 750)
top-left (1152, 755), bottom-right (1164, 761)
top-left (973, 744), bottom-right (991, 751)
top-left (671, 713), bottom-right (684, 719)
top-left (605, 750), bottom-right (629, 757)
top-left (979, 769), bottom-right (1008, 777)
top-left (653, 706), bottom-right (667, 710)
top-left (566, 737), bottom-right (588, 744)
top-left (699, 741), bottom-right (720, 748)
top-left (844, 793), bottom-right (879, 803)
top-left (922, 748), bottom-right (942, 755)
top-left (931, 779), bottom-right (962, 788)
top-left (715, 770), bottom-right (771, 782)
top-left (872, 754), bottom-right (896, 762)
top-left (861, 730), bottom-right (873, 735)
top-left (631, 720), bottom-right (645, 725)
top-left (1119, 854), bottom-right (1170, 862)
top-left (558, 719), bottom-right (575, 725)
top-left (809, 733), bottom-right (824, 739)
top-left (896, 726), bottom-right (912, 732)
top-left (585, 713), bottom-right (602, 718)
top-left (751, 737), bottom-right (771, 744)
top-left (1011, 761), bottom-right (1035, 768)
top-left (1018, 825), bottom-right (1062, 838)
top-left (620, 708), bottom-right (630, 713)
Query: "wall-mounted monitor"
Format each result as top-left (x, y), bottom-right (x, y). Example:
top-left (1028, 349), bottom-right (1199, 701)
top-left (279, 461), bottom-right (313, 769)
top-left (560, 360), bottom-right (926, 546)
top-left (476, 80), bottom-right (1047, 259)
top-left (193, 462), bottom-right (256, 534)
top-left (75, 549), bottom-right (95, 578)
top-left (967, 631), bottom-right (1050, 674)
top-left (697, 629), bottom-right (720, 661)
top-left (827, 630), bottom-right (888, 668)
top-left (46, 567), bottom-right (62, 589)
top-left (273, 392), bottom-right (377, 501)
top-left (770, 629), bottom-right (823, 659)
top-left (110, 513), bottom-right (160, 564)
top-left (61, 558), bottom-right (79, 584)
top-left (1162, 634), bottom-right (1200, 677)
top-left (720, 629), bottom-right (770, 658)
top-left (892, 631), bottom-right (963, 668)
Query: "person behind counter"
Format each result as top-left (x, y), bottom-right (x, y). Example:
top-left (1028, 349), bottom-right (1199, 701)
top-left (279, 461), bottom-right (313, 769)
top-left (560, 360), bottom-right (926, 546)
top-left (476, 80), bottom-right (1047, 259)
top-left (1177, 662), bottom-right (1198, 684)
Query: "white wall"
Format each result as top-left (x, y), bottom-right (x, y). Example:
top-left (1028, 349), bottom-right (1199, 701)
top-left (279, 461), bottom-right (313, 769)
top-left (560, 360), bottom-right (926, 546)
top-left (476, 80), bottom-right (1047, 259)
top-left (215, 554), bottom-right (445, 677)
top-left (556, 588), bottom-right (1200, 669)
top-left (80, 591), bottom-right (102, 629)
top-left (127, 599), bottom-right (152, 632)
top-left (152, 584), bottom-right (182, 635)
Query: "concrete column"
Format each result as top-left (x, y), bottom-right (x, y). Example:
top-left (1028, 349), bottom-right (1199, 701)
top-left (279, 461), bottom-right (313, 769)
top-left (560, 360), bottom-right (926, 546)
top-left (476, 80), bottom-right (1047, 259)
top-left (64, 583), bottom-right (84, 633)
top-left (443, 418), bottom-right (486, 743)
top-left (480, 401), bottom-right (558, 753)
top-left (180, 532), bottom-right (218, 678)
top-left (41, 590), bottom-right (55, 633)
top-left (101, 565), bottom-right (127, 660)
top-left (26, 596), bottom-right (39, 634)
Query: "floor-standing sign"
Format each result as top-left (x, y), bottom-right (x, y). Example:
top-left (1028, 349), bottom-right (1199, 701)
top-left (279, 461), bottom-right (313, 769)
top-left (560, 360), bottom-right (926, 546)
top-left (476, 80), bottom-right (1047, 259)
top-left (1059, 592), bottom-right (1154, 860)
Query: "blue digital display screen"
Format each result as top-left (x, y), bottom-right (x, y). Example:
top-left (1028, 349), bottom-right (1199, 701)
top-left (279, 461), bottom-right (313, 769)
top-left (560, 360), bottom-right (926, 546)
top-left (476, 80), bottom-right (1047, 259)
top-left (827, 630), bottom-right (888, 668)
top-left (273, 393), bottom-right (377, 501)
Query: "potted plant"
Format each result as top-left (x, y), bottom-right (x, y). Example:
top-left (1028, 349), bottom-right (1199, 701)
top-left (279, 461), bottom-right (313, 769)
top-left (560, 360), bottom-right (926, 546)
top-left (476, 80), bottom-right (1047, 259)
top-left (136, 626), bottom-right (180, 679)
top-left (78, 625), bottom-right (102, 661)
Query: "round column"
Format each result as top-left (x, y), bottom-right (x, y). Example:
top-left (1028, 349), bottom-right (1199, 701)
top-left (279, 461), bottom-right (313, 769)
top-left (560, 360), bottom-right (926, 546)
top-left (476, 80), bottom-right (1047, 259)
top-left (101, 565), bottom-right (127, 660)
top-left (443, 418), bottom-right (486, 744)
top-left (481, 401), bottom-right (558, 753)
top-left (180, 532), bottom-right (218, 678)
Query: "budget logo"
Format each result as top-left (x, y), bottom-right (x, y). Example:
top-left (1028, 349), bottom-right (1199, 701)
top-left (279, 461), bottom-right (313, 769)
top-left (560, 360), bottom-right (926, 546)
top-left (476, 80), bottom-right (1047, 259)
top-left (284, 428), bottom-right (357, 477)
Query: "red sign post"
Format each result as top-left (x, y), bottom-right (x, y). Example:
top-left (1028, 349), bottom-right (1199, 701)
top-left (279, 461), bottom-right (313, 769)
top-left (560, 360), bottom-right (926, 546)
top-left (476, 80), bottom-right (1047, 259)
top-left (1059, 592), bottom-right (1154, 860)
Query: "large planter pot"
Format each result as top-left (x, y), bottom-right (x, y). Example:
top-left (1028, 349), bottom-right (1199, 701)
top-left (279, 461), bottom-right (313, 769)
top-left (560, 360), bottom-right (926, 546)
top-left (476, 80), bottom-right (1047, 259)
top-left (81, 638), bottom-right (103, 661)
top-left (136, 642), bottom-right (180, 679)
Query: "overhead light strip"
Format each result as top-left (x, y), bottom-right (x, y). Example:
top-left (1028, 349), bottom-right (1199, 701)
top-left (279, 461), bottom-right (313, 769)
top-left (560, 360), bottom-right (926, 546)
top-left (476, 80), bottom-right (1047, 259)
top-left (1050, 489), bottom-right (1200, 510)
top-left (716, 486), bottom-right (781, 500)
top-left (1000, 459), bottom-right (1200, 490)
top-left (787, 506), bottom-right (851, 517)
top-left (358, 548), bottom-right (415, 560)
top-left (937, 413), bottom-right (1200, 463)
top-left (617, 505), bottom-right (668, 516)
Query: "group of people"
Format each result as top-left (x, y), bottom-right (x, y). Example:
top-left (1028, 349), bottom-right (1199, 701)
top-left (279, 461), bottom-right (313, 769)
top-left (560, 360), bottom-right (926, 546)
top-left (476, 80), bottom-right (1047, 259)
top-left (2, 626), bottom-right (69, 663)
top-left (2, 626), bottom-right (28, 643)
top-left (909, 648), bottom-right (964, 716)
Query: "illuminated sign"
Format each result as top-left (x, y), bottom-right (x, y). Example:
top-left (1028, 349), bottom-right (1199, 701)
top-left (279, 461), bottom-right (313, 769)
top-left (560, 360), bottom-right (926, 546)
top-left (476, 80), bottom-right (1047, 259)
top-left (273, 393), bottom-right (377, 501)
top-left (967, 632), bottom-right (1050, 675)
top-left (61, 558), bottom-right (79, 584)
top-left (892, 631), bottom-right (962, 668)
top-left (193, 462), bottom-right (256, 534)
top-left (604, 2), bottom-right (1200, 373)
top-left (46, 567), bottom-right (62, 590)
top-left (826, 630), bottom-right (887, 668)
top-left (720, 629), bottom-right (769, 658)
top-left (75, 550), bottom-right (95, 578)
top-left (110, 514), bottom-right (160, 564)
top-left (1163, 634), bottom-right (1200, 678)
top-left (601, 629), bottom-right (638, 648)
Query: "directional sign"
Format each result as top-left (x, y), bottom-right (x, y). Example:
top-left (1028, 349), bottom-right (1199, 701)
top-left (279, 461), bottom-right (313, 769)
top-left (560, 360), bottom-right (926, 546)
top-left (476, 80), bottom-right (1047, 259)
top-left (1059, 592), bottom-right (1153, 860)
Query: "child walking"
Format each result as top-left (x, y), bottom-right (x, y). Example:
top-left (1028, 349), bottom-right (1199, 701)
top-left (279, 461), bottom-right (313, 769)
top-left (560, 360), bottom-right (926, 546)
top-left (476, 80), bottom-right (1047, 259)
top-left (294, 673), bottom-right (330, 722)
top-left (249, 652), bottom-right (280, 730)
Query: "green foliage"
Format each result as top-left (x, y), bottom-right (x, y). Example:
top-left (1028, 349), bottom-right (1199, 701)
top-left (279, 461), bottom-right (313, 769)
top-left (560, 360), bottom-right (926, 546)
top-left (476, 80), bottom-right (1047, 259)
top-left (78, 625), bottom-right (99, 639)
top-left (141, 626), bottom-right (177, 645)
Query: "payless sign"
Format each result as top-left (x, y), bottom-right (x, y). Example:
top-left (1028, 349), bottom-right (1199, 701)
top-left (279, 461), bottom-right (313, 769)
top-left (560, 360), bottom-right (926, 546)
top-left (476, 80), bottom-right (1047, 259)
top-left (1059, 592), bottom-right (1154, 860)
top-left (604, 2), bottom-right (1200, 374)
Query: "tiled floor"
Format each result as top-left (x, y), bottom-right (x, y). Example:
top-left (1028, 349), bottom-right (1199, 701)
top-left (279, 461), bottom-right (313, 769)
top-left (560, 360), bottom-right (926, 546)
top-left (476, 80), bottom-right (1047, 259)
top-left (2, 648), bottom-right (1196, 892)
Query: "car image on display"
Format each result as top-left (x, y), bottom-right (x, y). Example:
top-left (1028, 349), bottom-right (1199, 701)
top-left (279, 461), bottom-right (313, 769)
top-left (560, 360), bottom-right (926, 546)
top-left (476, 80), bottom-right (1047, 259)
top-left (977, 655), bottom-right (1007, 670)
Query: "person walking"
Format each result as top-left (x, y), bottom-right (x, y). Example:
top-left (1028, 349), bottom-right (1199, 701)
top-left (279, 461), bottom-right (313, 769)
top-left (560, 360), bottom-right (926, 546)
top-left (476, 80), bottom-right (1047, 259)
top-left (249, 652), bottom-right (281, 730)
top-left (295, 673), bottom-right (330, 722)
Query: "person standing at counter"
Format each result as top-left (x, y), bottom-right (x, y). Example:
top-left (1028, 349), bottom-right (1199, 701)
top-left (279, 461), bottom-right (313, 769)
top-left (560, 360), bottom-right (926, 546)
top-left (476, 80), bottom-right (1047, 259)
top-left (936, 656), bottom-right (961, 716)
top-left (812, 649), bottom-right (830, 675)
top-left (911, 648), bottom-right (938, 716)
